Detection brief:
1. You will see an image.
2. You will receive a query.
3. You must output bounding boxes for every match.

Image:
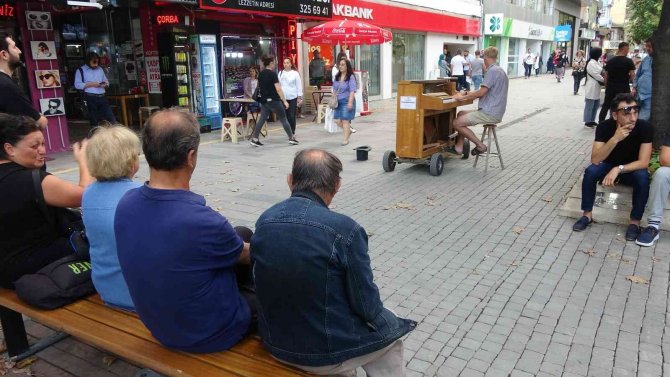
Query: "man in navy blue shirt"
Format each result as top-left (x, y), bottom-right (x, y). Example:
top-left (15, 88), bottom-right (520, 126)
top-left (114, 109), bottom-right (251, 353)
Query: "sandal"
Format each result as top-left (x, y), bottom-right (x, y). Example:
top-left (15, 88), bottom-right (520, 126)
top-left (471, 146), bottom-right (487, 156)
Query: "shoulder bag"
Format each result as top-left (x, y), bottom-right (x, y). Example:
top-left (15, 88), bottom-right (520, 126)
top-left (329, 81), bottom-right (344, 109)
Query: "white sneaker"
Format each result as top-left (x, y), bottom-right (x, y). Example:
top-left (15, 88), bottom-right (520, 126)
top-left (351, 127), bottom-right (357, 133)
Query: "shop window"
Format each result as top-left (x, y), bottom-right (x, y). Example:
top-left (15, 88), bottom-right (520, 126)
top-left (220, 36), bottom-right (276, 98)
top-left (359, 44), bottom-right (380, 96)
top-left (507, 38), bottom-right (519, 76)
top-left (392, 32), bottom-right (425, 92)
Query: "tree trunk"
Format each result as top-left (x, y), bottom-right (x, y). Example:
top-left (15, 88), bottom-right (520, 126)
top-left (651, 0), bottom-right (670, 147)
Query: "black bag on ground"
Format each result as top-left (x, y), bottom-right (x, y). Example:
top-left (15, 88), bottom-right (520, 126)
top-left (31, 170), bottom-right (90, 260)
top-left (14, 255), bottom-right (95, 310)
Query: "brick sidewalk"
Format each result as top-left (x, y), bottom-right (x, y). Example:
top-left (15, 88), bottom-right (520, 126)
top-left (3, 75), bottom-right (668, 377)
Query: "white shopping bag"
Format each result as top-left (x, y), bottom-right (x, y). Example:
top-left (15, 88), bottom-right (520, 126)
top-left (324, 108), bottom-right (340, 133)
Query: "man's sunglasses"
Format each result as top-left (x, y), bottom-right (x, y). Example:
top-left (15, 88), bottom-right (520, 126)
top-left (39, 74), bottom-right (54, 80)
top-left (616, 105), bottom-right (640, 115)
top-left (49, 103), bottom-right (59, 108)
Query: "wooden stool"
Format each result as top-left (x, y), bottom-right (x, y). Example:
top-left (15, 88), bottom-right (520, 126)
top-left (316, 104), bottom-right (329, 123)
top-left (221, 117), bottom-right (243, 143)
top-left (473, 123), bottom-right (504, 173)
top-left (138, 106), bottom-right (160, 128)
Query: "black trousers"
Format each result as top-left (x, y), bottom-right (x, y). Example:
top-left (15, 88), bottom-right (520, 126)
top-left (86, 94), bottom-right (116, 127)
top-left (455, 75), bottom-right (469, 91)
top-left (286, 98), bottom-right (298, 134)
top-left (233, 226), bottom-right (258, 334)
top-left (598, 85), bottom-right (630, 123)
top-left (572, 71), bottom-right (583, 94)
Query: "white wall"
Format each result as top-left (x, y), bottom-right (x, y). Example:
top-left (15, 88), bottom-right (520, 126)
top-left (381, 42), bottom-right (393, 99)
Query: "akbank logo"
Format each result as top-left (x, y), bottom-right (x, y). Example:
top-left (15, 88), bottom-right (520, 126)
top-left (489, 16), bottom-right (501, 33)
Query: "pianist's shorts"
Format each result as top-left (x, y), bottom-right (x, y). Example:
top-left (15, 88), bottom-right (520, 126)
top-left (465, 110), bottom-right (501, 127)
top-left (334, 98), bottom-right (356, 121)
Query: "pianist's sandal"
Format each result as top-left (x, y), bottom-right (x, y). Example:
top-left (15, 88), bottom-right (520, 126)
top-left (471, 146), bottom-right (487, 156)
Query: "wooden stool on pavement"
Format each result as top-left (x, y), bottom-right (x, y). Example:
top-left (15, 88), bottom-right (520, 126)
top-left (473, 123), bottom-right (504, 173)
top-left (221, 117), bottom-right (243, 143)
top-left (138, 106), bottom-right (160, 129)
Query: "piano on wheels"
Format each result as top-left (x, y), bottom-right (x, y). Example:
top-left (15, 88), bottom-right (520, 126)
top-left (383, 79), bottom-right (474, 176)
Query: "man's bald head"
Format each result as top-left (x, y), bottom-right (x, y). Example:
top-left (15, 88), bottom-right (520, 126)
top-left (291, 149), bottom-right (342, 197)
top-left (142, 109), bottom-right (200, 171)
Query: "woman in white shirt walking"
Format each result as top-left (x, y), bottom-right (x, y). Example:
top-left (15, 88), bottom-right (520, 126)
top-left (279, 58), bottom-right (303, 134)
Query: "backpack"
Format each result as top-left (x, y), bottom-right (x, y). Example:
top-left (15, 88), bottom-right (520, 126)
top-left (14, 255), bottom-right (95, 310)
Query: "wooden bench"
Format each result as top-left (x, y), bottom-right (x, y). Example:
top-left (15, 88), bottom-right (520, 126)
top-left (0, 288), bottom-right (310, 377)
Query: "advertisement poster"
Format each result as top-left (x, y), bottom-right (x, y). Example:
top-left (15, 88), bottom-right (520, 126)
top-left (145, 54), bottom-right (161, 93)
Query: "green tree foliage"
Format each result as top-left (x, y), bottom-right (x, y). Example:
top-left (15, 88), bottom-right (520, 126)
top-left (625, 0), bottom-right (662, 42)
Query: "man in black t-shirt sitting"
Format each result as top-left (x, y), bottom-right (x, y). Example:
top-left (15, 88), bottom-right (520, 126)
top-left (599, 42), bottom-right (636, 123)
top-left (573, 93), bottom-right (653, 241)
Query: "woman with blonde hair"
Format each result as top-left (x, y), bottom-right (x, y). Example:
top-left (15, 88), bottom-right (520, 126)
top-left (0, 114), bottom-right (92, 288)
top-left (82, 125), bottom-right (141, 311)
top-left (572, 50), bottom-right (586, 95)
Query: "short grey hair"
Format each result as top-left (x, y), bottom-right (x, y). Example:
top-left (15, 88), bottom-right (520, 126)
top-left (142, 109), bottom-right (200, 171)
top-left (291, 149), bottom-right (342, 196)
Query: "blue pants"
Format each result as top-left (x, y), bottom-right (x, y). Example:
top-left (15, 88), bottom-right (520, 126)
top-left (638, 97), bottom-right (651, 121)
top-left (581, 163), bottom-right (649, 220)
top-left (86, 94), bottom-right (116, 127)
top-left (583, 99), bottom-right (600, 123)
top-left (472, 75), bottom-right (483, 90)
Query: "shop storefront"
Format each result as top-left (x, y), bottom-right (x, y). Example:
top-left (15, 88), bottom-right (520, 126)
top-left (301, 0), bottom-right (480, 100)
top-left (578, 28), bottom-right (597, 56)
top-left (484, 14), bottom-right (555, 77)
top-left (197, 0), bottom-right (331, 116)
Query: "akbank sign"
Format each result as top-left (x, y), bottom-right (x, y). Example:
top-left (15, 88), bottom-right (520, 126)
top-left (333, 4), bottom-right (374, 20)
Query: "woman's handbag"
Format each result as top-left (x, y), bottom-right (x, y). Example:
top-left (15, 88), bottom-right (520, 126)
top-left (328, 83), bottom-right (344, 109)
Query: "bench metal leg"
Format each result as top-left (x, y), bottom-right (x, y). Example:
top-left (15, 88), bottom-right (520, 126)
top-left (136, 368), bottom-right (164, 377)
top-left (0, 306), bottom-right (29, 357)
top-left (1, 306), bottom-right (70, 361)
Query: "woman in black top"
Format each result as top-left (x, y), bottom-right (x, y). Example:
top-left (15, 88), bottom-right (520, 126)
top-left (249, 55), bottom-right (298, 147)
top-left (0, 114), bottom-right (93, 288)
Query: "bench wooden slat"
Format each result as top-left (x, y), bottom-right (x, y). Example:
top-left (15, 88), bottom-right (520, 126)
top-left (68, 299), bottom-right (309, 377)
top-left (0, 290), bottom-right (310, 376)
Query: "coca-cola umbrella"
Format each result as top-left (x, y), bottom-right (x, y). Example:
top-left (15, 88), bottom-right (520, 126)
top-left (301, 19), bottom-right (392, 45)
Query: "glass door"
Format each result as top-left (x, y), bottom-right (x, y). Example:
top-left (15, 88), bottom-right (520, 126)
top-left (507, 38), bottom-right (519, 76)
top-left (201, 45), bottom-right (220, 115)
top-left (359, 44), bottom-right (380, 96)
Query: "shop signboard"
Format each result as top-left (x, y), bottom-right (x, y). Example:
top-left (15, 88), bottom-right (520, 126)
top-left (484, 14), bottom-right (503, 35)
top-left (554, 25), bottom-right (572, 42)
top-left (200, 0), bottom-right (332, 20)
top-left (579, 28), bottom-right (596, 40)
top-left (0, 2), bottom-right (14, 17)
top-left (505, 19), bottom-right (554, 41)
top-left (146, 54), bottom-right (161, 93)
top-left (332, 0), bottom-right (480, 36)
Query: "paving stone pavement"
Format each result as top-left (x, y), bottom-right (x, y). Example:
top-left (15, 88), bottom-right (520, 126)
top-left (6, 74), bottom-right (669, 376)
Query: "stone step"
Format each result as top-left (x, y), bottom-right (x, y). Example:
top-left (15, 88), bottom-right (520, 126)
top-left (559, 176), bottom-right (670, 231)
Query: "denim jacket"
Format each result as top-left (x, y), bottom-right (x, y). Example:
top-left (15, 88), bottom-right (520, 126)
top-left (251, 190), bottom-right (416, 366)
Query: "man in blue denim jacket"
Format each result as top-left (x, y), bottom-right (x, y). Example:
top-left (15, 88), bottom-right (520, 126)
top-left (252, 149), bottom-right (416, 376)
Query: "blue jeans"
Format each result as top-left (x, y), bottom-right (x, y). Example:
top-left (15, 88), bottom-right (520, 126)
top-left (638, 97), bottom-right (651, 121)
top-left (581, 163), bottom-right (650, 220)
top-left (86, 94), bottom-right (116, 127)
top-left (252, 100), bottom-right (293, 140)
top-left (583, 99), bottom-right (600, 123)
top-left (472, 75), bottom-right (483, 90)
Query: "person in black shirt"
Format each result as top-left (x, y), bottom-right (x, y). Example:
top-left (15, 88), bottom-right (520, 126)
top-left (0, 33), bottom-right (48, 129)
top-left (573, 94), bottom-right (653, 241)
top-left (598, 42), bottom-right (636, 123)
top-left (249, 55), bottom-right (298, 147)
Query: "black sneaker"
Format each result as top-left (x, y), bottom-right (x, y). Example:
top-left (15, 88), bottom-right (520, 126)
top-left (635, 226), bottom-right (659, 246)
top-left (625, 224), bottom-right (640, 241)
top-left (289, 137), bottom-right (299, 145)
top-left (572, 216), bottom-right (592, 232)
top-left (250, 139), bottom-right (263, 147)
